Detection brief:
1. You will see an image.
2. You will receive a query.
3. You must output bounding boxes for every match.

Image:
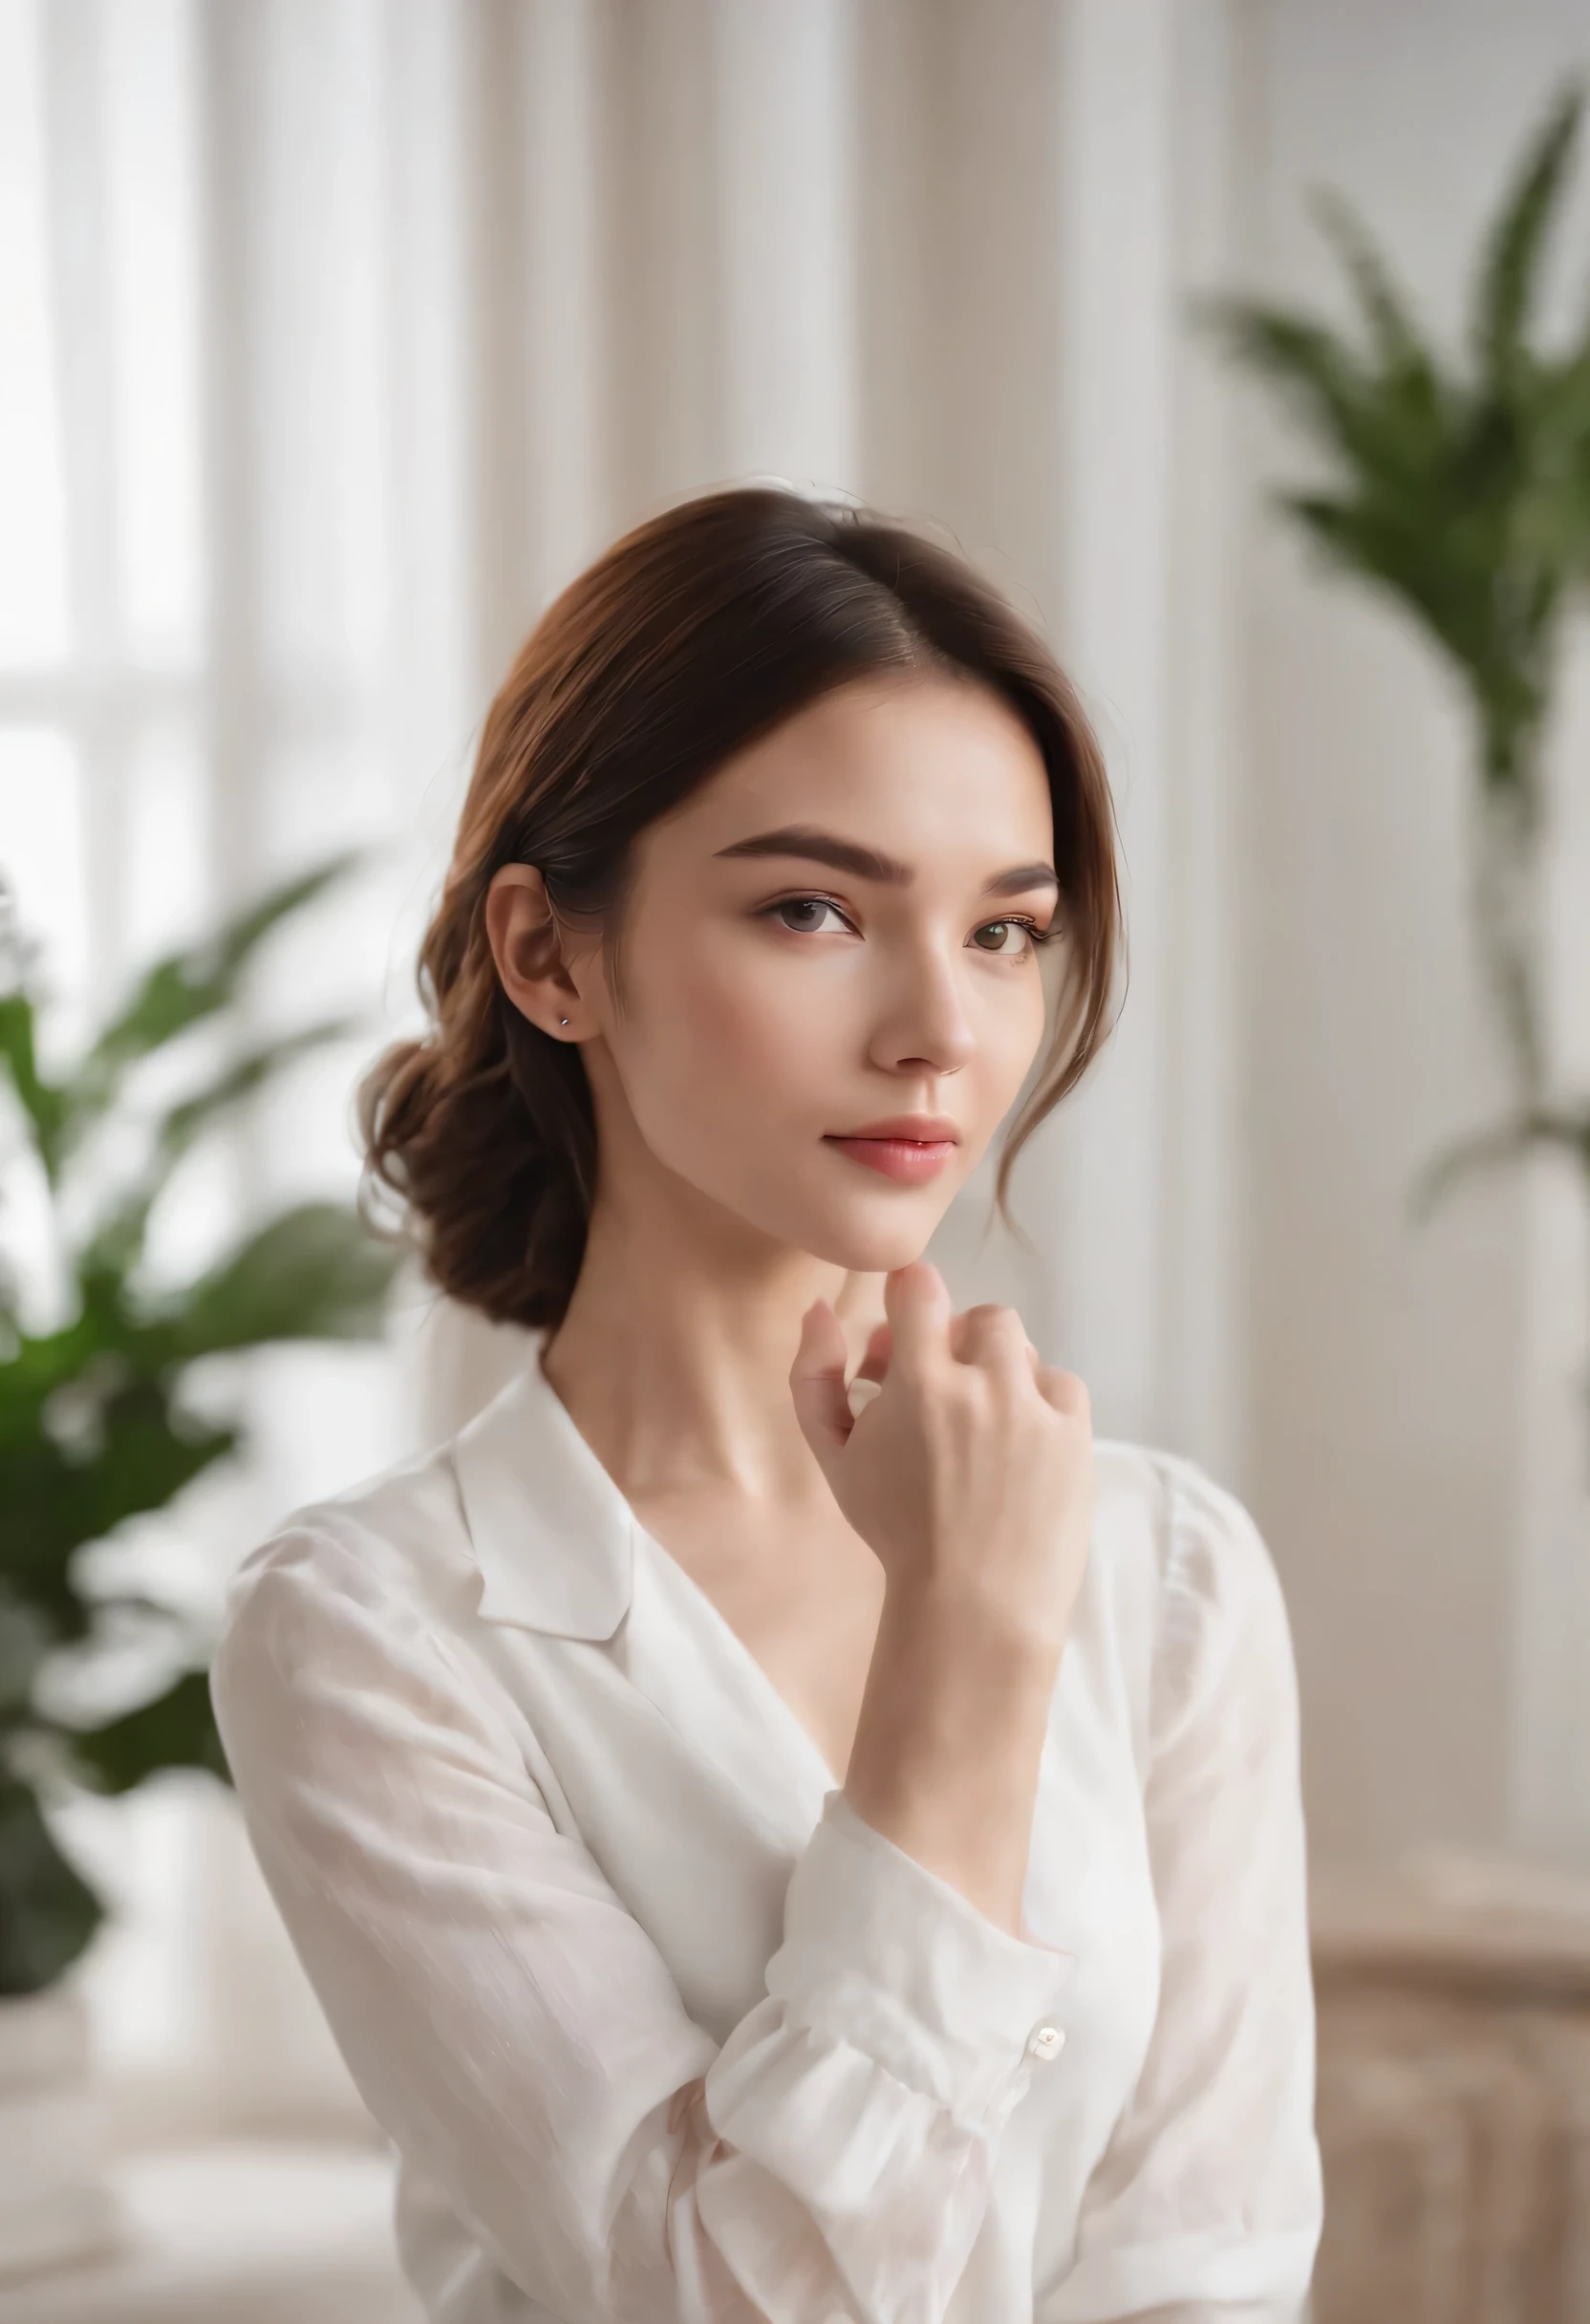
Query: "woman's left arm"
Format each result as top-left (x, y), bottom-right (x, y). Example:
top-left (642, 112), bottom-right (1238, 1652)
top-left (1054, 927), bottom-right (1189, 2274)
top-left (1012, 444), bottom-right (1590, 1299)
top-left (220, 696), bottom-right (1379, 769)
top-left (1044, 1456), bottom-right (1324, 2324)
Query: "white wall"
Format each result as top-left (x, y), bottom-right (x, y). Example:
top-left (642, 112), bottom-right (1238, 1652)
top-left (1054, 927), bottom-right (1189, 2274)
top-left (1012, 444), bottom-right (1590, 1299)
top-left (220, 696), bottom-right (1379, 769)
top-left (1233, 0), bottom-right (1590, 1864)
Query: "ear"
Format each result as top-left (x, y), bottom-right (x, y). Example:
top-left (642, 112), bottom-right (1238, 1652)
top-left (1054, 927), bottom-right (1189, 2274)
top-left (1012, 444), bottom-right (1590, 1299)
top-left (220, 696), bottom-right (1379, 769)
top-left (484, 864), bottom-right (589, 1041)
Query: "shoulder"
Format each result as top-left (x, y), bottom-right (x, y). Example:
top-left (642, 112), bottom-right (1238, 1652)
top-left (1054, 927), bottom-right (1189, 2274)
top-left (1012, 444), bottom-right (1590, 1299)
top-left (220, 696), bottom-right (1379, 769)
top-left (210, 1432), bottom-right (546, 1823)
top-left (215, 1436), bottom-right (482, 1689)
top-left (1085, 1437), bottom-right (1299, 1754)
top-left (1090, 1435), bottom-right (1288, 1620)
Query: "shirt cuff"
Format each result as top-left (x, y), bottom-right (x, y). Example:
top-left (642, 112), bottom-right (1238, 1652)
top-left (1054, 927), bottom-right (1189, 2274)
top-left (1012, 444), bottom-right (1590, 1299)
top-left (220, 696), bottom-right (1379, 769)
top-left (763, 1789), bottom-right (1077, 2127)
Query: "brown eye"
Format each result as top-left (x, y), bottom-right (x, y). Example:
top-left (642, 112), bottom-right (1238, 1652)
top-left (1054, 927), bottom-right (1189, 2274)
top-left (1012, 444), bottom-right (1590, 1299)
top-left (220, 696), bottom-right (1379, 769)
top-left (769, 896), bottom-right (849, 935)
top-left (972, 919), bottom-right (1031, 955)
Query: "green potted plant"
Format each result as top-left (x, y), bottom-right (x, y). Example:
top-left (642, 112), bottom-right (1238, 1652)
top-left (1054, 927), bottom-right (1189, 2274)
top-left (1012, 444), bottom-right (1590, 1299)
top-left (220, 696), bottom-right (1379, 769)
top-left (1199, 79), bottom-right (1590, 1379)
top-left (0, 854), bottom-right (400, 2276)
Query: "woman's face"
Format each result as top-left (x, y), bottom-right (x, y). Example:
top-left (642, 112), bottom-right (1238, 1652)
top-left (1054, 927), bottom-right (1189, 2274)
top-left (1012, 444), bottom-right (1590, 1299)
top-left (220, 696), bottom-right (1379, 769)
top-left (494, 670), bottom-right (1060, 1275)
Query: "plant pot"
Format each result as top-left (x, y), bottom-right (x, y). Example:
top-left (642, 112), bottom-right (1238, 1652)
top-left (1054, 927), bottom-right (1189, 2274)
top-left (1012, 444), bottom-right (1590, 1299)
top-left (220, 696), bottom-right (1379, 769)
top-left (0, 1983), bottom-right (119, 2280)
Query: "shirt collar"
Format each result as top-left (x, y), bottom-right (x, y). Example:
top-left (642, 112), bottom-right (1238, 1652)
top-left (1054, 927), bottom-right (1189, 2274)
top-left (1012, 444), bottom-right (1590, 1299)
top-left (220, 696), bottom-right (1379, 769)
top-left (450, 1329), bottom-right (636, 1642)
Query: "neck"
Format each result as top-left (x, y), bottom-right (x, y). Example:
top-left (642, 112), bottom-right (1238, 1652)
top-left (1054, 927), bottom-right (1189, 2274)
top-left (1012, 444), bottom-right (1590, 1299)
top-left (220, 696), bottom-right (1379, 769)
top-left (539, 1176), bottom-right (886, 1510)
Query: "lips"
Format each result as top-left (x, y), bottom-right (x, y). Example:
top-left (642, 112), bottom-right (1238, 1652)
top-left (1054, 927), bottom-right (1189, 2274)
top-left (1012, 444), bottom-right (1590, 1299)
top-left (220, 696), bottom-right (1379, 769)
top-left (823, 1119), bottom-right (959, 1185)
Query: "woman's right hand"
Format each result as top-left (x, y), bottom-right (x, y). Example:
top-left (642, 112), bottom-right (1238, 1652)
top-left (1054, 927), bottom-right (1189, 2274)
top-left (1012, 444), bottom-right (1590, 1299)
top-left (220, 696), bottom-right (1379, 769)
top-left (791, 1259), bottom-right (1094, 1930)
top-left (790, 1259), bottom-right (1094, 1668)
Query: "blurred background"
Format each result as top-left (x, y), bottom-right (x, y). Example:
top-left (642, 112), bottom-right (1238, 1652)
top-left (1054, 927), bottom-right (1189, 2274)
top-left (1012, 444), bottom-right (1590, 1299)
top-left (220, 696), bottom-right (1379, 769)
top-left (5, 2), bottom-right (1590, 2319)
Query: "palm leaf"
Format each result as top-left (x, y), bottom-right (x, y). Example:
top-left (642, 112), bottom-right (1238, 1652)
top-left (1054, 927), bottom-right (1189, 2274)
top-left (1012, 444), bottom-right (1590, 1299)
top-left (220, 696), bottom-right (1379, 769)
top-left (53, 851), bottom-right (361, 1170)
top-left (1407, 1119), bottom-right (1533, 1223)
top-left (0, 1589), bottom-right (52, 1718)
top-left (1198, 289), bottom-right (1462, 508)
top-left (1194, 297), bottom-right (1371, 462)
top-left (77, 1015), bottom-right (360, 1281)
top-left (1531, 345), bottom-right (1590, 575)
top-left (2, 1200), bottom-right (395, 1593)
top-left (163, 1200), bottom-right (399, 1362)
top-left (0, 850), bottom-right (396, 1985)
top-left (64, 1668), bottom-right (230, 1796)
top-left (1309, 187), bottom-right (1440, 392)
top-left (0, 1777), bottom-right (102, 1995)
top-left (1470, 80), bottom-right (1584, 384)
top-left (0, 990), bottom-right (68, 1166)
top-left (1408, 1106), bottom-right (1590, 1224)
top-left (0, 1388), bottom-right (239, 1620)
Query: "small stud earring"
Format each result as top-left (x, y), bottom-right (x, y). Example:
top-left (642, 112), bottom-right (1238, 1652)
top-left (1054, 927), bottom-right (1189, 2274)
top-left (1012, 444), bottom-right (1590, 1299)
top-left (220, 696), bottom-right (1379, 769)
top-left (559, 1017), bottom-right (569, 1025)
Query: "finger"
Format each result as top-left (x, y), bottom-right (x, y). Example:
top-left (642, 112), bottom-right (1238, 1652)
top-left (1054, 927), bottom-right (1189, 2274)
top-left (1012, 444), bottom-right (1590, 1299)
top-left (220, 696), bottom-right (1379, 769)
top-left (846, 1322), bottom-right (892, 1421)
top-left (948, 1302), bottom-right (1007, 1359)
top-left (950, 1302), bottom-right (1033, 1381)
top-left (883, 1261), bottom-right (952, 1381)
top-left (1035, 1365), bottom-right (1090, 1420)
top-left (788, 1299), bottom-right (854, 1457)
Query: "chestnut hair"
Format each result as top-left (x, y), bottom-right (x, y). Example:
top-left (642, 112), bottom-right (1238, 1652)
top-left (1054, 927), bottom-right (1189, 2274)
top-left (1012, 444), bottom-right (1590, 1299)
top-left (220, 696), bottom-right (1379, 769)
top-left (359, 486), bottom-right (1123, 1328)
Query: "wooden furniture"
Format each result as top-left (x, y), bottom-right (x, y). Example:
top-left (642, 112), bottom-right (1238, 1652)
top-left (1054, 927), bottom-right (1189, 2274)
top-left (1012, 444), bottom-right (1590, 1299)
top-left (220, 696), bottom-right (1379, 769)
top-left (1311, 1853), bottom-right (1590, 2324)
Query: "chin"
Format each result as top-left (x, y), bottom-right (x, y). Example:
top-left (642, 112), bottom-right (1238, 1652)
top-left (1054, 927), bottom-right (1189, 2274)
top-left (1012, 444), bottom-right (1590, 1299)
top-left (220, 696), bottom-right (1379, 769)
top-left (784, 1195), bottom-right (952, 1276)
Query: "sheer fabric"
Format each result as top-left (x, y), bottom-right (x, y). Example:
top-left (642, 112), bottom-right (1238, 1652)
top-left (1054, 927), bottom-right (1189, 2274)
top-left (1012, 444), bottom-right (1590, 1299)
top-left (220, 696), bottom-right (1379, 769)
top-left (210, 1332), bottom-right (1322, 2323)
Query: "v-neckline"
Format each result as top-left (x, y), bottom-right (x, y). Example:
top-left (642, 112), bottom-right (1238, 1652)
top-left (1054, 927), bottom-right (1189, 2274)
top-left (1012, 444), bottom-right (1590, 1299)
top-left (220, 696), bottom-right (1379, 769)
top-left (628, 1518), bottom-right (848, 1803)
top-left (525, 1332), bottom-right (848, 1808)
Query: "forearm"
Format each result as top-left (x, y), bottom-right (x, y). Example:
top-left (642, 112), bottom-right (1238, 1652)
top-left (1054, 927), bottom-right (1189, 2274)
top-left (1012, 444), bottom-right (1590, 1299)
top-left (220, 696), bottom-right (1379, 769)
top-left (843, 1583), bottom-right (1059, 1933)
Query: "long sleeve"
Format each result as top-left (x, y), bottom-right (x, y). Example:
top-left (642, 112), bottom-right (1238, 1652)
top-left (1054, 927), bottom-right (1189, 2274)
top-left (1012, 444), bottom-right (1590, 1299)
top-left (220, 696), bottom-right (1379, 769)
top-left (1044, 1458), bottom-right (1323, 2324)
top-left (209, 1519), bottom-right (1075, 2324)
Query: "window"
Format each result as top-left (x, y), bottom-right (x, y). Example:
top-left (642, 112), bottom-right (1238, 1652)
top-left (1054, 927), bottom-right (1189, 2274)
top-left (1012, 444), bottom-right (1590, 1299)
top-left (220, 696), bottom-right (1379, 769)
top-left (0, 0), bottom-right (476, 2138)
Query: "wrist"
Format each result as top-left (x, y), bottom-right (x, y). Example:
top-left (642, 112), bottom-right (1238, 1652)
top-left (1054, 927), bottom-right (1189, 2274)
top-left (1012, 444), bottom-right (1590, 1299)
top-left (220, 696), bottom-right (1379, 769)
top-left (875, 1572), bottom-right (1066, 1684)
top-left (844, 1582), bottom-right (1061, 1933)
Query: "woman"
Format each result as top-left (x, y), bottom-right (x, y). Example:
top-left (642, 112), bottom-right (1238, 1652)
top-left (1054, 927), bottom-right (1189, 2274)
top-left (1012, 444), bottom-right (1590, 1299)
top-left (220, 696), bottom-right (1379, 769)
top-left (212, 486), bottom-right (1322, 2324)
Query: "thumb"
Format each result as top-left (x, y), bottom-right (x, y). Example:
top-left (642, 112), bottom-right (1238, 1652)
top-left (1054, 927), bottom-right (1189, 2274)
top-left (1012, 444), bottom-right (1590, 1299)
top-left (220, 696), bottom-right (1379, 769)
top-left (883, 1259), bottom-right (953, 1379)
top-left (788, 1298), bottom-right (853, 1467)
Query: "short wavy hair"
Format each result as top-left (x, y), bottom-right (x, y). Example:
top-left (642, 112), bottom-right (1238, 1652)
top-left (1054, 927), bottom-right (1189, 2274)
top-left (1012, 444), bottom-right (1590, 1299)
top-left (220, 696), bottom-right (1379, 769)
top-left (359, 486), bottom-right (1124, 1329)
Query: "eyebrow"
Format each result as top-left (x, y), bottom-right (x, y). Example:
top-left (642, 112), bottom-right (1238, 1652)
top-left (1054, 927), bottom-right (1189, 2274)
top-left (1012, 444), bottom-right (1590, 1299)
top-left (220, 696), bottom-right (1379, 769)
top-left (713, 825), bottom-right (1059, 898)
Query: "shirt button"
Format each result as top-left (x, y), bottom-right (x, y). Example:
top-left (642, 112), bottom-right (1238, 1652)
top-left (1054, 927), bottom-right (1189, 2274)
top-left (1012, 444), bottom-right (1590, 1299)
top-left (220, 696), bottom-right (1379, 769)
top-left (1027, 2023), bottom-right (1065, 2062)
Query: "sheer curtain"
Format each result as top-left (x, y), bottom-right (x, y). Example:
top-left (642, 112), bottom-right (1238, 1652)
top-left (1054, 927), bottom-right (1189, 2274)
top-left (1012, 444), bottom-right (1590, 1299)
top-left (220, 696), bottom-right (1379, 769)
top-left (0, 0), bottom-right (1244, 2139)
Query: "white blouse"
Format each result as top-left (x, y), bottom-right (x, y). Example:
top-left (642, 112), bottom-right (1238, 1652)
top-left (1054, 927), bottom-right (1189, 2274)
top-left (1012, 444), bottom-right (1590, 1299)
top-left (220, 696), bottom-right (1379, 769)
top-left (210, 1331), bottom-right (1322, 2324)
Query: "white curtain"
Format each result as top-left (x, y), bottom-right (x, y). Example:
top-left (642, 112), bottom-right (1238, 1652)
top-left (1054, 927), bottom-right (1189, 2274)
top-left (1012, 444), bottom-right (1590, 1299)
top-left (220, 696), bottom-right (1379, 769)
top-left (0, 0), bottom-right (1251, 2138)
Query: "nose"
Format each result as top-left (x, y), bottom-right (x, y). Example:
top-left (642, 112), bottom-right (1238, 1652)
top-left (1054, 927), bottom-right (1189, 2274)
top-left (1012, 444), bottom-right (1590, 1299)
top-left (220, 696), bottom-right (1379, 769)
top-left (867, 939), bottom-right (978, 1077)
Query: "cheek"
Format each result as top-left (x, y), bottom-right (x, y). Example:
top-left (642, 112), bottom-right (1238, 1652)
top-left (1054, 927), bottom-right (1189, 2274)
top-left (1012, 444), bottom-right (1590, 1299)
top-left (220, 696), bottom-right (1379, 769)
top-left (676, 938), bottom-right (817, 1060)
top-left (683, 924), bottom-right (855, 1078)
top-left (615, 930), bottom-right (838, 1145)
top-left (993, 975), bottom-right (1051, 1090)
